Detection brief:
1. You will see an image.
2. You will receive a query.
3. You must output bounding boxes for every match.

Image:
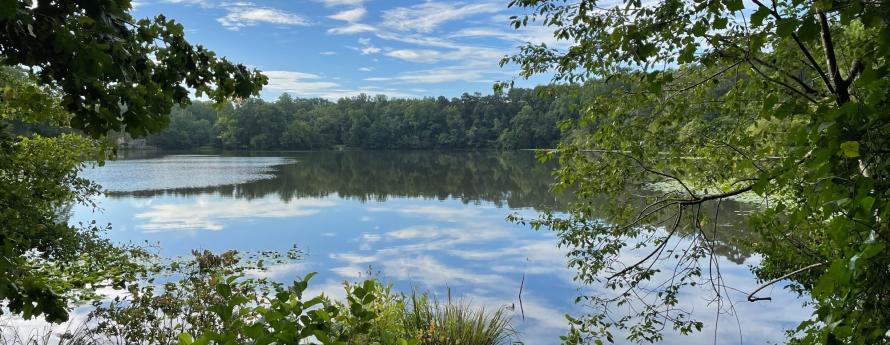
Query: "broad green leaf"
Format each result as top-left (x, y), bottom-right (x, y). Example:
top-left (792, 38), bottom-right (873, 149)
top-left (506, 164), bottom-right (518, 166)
top-left (178, 333), bottom-right (194, 345)
top-left (840, 141), bottom-right (860, 158)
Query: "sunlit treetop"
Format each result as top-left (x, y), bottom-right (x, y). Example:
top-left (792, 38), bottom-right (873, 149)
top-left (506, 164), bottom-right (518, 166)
top-left (0, 0), bottom-right (267, 323)
top-left (0, 0), bottom-right (268, 137)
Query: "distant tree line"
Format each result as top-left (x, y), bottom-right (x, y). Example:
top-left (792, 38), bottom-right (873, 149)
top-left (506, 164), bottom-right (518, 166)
top-left (144, 84), bottom-right (610, 150)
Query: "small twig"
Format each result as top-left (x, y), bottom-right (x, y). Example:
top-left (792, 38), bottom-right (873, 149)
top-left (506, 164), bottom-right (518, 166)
top-left (747, 262), bottom-right (826, 302)
top-left (608, 205), bottom-right (684, 280)
top-left (584, 149), bottom-right (699, 198)
top-left (518, 273), bottom-right (526, 321)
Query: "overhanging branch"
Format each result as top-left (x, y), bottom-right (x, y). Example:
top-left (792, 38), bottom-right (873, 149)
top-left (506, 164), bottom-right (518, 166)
top-left (747, 262), bottom-right (826, 302)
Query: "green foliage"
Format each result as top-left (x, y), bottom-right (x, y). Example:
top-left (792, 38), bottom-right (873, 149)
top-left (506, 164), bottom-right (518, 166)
top-left (505, 0), bottom-right (890, 344)
top-left (66, 251), bottom-right (517, 345)
top-left (146, 103), bottom-right (221, 149)
top-left (0, 67), bottom-right (149, 322)
top-left (0, 0), bottom-right (266, 137)
top-left (1, 0), bottom-right (265, 323)
top-left (143, 86), bottom-right (597, 150)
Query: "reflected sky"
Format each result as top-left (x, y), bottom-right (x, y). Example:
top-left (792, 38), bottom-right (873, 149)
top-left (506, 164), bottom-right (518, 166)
top-left (68, 151), bottom-right (810, 344)
top-left (80, 155), bottom-right (293, 192)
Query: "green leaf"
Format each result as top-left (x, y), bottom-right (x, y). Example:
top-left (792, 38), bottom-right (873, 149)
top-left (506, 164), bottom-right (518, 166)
top-left (724, 0), bottom-right (744, 12)
top-left (178, 333), bottom-right (195, 345)
top-left (861, 242), bottom-right (885, 260)
top-left (861, 196), bottom-right (876, 212)
top-left (751, 7), bottom-right (770, 26)
top-left (217, 283), bottom-right (231, 299)
top-left (797, 19), bottom-right (820, 41)
top-left (776, 19), bottom-right (798, 38)
top-left (194, 335), bottom-right (210, 345)
top-left (840, 141), bottom-right (860, 158)
top-left (814, 0), bottom-right (834, 10)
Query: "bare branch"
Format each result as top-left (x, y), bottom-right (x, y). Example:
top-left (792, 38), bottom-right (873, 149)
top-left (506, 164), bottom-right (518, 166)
top-left (579, 149), bottom-right (699, 198)
top-left (665, 61), bottom-right (743, 93)
top-left (747, 59), bottom-right (819, 103)
top-left (607, 206), bottom-right (683, 280)
top-left (748, 55), bottom-right (820, 96)
top-left (747, 262), bottom-right (826, 302)
top-left (680, 184), bottom-right (755, 205)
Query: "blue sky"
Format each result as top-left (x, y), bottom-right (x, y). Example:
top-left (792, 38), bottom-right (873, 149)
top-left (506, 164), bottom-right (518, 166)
top-left (131, 0), bottom-right (561, 100)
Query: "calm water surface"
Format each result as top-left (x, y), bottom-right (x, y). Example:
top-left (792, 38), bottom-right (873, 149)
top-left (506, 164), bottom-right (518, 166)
top-left (73, 151), bottom-right (809, 344)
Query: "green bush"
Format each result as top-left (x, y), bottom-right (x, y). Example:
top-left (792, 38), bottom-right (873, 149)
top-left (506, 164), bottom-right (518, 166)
top-left (1, 250), bottom-right (519, 345)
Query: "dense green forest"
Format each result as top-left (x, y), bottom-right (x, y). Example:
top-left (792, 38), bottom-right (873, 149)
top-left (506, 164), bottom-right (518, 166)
top-left (143, 85), bottom-right (596, 150)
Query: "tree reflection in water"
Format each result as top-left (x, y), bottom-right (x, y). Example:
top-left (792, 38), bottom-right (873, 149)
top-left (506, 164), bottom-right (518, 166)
top-left (105, 150), bottom-right (757, 264)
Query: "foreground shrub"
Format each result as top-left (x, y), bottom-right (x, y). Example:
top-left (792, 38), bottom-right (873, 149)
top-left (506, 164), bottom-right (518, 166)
top-left (1, 250), bottom-right (519, 345)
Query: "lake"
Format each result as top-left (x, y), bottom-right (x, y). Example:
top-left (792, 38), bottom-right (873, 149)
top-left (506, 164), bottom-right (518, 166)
top-left (70, 150), bottom-right (809, 344)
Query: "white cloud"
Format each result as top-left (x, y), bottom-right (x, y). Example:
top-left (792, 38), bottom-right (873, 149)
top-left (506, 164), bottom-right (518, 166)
top-left (451, 25), bottom-right (567, 49)
top-left (317, 88), bottom-right (418, 99)
top-left (358, 67), bottom-right (374, 72)
top-left (218, 5), bottom-right (310, 30)
top-left (328, 23), bottom-right (376, 35)
top-left (330, 253), bottom-right (377, 265)
top-left (450, 27), bottom-right (506, 38)
top-left (316, 0), bottom-right (363, 7)
top-left (320, 51), bottom-right (337, 55)
top-left (361, 40), bottom-right (513, 84)
top-left (362, 233), bottom-right (382, 242)
top-left (331, 265), bottom-right (366, 277)
top-left (383, 255), bottom-right (508, 286)
top-left (262, 70), bottom-right (419, 99)
top-left (329, 7), bottom-right (366, 22)
top-left (361, 45), bottom-right (381, 54)
top-left (316, 0), bottom-right (524, 96)
top-left (246, 262), bottom-right (308, 279)
top-left (354, 37), bottom-right (381, 55)
top-left (381, 1), bottom-right (504, 33)
top-left (358, 233), bottom-right (382, 250)
top-left (386, 225), bottom-right (441, 240)
top-left (384, 49), bottom-right (442, 63)
top-left (264, 70), bottom-right (340, 94)
top-left (329, 252), bottom-right (378, 276)
top-left (365, 67), bottom-right (484, 84)
top-left (265, 70), bottom-right (326, 80)
top-left (369, 205), bottom-right (482, 221)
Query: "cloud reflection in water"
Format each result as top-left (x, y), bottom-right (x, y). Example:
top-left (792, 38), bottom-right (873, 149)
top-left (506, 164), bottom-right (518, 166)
top-left (68, 152), bottom-right (810, 344)
top-left (135, 197), bottom-right (337, 232)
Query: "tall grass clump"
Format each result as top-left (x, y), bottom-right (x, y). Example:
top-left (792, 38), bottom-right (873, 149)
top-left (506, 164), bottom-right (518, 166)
top-left (401, 291), bottom-right (515, 345)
